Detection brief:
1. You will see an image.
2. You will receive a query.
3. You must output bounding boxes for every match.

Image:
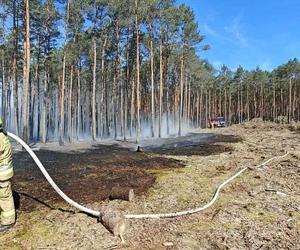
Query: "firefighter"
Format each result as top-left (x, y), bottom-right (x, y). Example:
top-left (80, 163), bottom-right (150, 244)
top-left (0, 118), bottom-right (15, 232)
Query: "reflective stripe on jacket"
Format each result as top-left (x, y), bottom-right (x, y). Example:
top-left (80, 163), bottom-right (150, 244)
top-left (0, 164), bottom-right (13, 181)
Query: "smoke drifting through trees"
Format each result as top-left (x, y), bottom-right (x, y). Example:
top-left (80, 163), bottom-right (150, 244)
top-left (0, 0), bottom-right (300, 143)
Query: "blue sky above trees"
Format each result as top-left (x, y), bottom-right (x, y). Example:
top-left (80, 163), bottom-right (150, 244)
top-left (177, 0), bottom-right (300, 71)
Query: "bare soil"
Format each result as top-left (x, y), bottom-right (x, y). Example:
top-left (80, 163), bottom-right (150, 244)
top-left (1, 120), bottom-right (299, 249)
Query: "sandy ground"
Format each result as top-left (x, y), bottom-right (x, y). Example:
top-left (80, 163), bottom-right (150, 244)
top-left (0, 120), bottom-right (299, 249)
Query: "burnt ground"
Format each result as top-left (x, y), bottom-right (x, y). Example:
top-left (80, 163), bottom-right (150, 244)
top-left (0, 121), bottom-right (299, 249)
top-left (11, 132), bottom-right (240, 212)
top-left (12, 143), bottom-right (184, 211)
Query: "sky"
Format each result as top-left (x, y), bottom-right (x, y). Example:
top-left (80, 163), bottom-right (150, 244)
top-left (177, 0), bottom-right (300, 71)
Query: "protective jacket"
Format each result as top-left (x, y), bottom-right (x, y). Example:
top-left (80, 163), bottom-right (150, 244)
top-left (0, 132), bottom-right (13, 181)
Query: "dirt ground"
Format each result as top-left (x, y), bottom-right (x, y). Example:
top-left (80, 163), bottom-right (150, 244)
top-left (0, 120), bottom-right (299, 249)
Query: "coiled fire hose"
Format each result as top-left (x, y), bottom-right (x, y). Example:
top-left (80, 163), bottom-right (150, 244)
top-left (8, 132), bottom-right (289, 220)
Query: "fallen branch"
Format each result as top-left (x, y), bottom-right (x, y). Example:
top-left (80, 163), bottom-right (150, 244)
top-left (265, 188), bottom-right (287, 196)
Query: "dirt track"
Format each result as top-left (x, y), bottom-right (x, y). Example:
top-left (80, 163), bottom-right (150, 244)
top-left (1, 120), bottom-right (299, 249)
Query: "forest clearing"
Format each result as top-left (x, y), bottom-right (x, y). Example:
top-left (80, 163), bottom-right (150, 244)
top-left (0, 120), bottom-right (299, 249)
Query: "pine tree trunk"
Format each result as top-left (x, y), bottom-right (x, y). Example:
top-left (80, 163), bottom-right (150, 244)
top-left (8, 74), bottom-right (12, 130)
top-left (77, 66), bottom-right (81, 140)
top-left (212, 89), bottom-right (215, 117)
top-left (187, 80), bottom-right (191, 128)
top-left (68, 65), bottom-right (73, 142)
top-left (12, 0), bottom-right (19, 136)
top-left (240, 82), bottom-right (243, 122)
top-left (219, 89), bottom-right (222, 117)
top-left (289, 77), bottom-right (292, 123)
top-left (29, 78), bottom-right (35, 141)
top-left (41, 23), bottom-right (51, 143)
top-left (196, 91), bottom-right (199, 127)
top-left (254, 83), bottom-right (257, 117)
top-left (208, 89), bottom-right (211, 120)
top-left (178, 46), bottom-right (184, 136)
top-left (260, 81), bottom-right (264, 120)
top-left (114, 21), bottom-right (120, 139)
top-left (166, 84), bottom-right (170, 135)
top-left (1, 52), bottom-right (6, 130)
top-left (237, 85), bottom-right (240, 124)
top-left (97, 68), bottom-right (101, 137)
top-left (59, 0), bottom-right (70, 145)
top-left (100, 37), bottom-right (107, 138)
top-left (135, 0), bottom-right (140, 143)
top-left (41, 71), bottom-right (48, 143)
top-left (105, 72), bottom-right (110, 137)
top-left (59, 57), bottom-right (66, 145)
top-left (124, 79), bottom-right (128, 141)
top-left (122, 67), bottom-right (129, 141)
top-left (205, 89), bottom-right (208, 128)
top-left (124, 47), bottom-right (129, 141)
top-left (184, 75), bottom-right (188, 125)
top-left (246, 83), bottom-right (249, 121)
top-left (22, 0), bottom-right (30, 143)
top-left (92, 38), bottom-right (97, 141)
top-left (174, 86), bottom-right (178, 128)
top-left (150, 23), bottom-right (155, 138)
top-left (224, 87), bottom-right (227, 124)
top-left (158, 37), bottom-right (163, 138)
top-left (293, 85), bottom-right (296, 120)
top-left (130, 79), bottom-right (135, 137)
top-left (30, 56), bottom-right (39, 141)
top-left (55, 87), bottom-right (59, 137)
top-left (280, 86), bottom-right (283, 116)
top-left (200, 85), bottom-right (203, 128)
top-left (273, 83), bottom-right (276, 121)
top-left (229, 87), bottom-right (232, 125)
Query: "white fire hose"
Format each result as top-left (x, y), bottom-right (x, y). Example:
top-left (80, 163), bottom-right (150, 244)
top-left (8, 132), bottom-right (101, 217)
top-left (8, 132), bottom-right (289, 219)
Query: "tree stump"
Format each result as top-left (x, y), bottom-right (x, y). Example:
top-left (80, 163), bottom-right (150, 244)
top-left (136, 145), bottom-right (143, 152)
top-left (109, 187), bottom-right (134, 202)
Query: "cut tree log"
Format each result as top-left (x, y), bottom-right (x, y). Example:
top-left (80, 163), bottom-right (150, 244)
top-left (99, 206), bottom-right (126, 242)
top-left (109, 187), bottom-right (135, 202)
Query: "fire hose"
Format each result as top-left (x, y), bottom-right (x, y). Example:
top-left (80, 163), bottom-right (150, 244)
top-left (8, 132), bottom-right (101, 217)
top-left (8, 132), bottom-right (289, 220)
